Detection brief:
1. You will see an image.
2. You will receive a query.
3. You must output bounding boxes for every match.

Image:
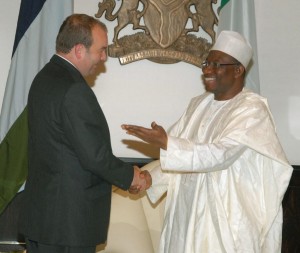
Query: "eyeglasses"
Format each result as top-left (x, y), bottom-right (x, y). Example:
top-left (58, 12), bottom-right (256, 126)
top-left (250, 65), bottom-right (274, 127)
top-left (202, 60), bottom-right (240, 69)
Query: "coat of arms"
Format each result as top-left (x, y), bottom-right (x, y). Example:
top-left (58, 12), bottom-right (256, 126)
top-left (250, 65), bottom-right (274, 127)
top-left (95, 0), bottom-right (218, 67)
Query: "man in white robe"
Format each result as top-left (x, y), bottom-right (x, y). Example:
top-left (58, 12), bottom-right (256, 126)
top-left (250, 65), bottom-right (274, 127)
top-left (122, 31), bottom-right (293, 253)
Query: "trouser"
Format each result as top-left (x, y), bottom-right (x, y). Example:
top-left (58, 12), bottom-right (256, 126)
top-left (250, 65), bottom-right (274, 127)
top-left (25, 238), bottom-right (96, 253)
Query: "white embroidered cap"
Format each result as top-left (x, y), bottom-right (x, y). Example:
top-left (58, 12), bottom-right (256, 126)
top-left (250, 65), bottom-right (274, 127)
top-left (211, 31), bottom-right (253, 68)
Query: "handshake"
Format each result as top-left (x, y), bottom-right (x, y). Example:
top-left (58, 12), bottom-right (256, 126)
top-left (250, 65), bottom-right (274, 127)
top-left (129, 166), bottom-right (152, 194)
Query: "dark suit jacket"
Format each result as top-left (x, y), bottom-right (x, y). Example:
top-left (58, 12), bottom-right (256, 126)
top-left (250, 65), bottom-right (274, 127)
top-left (19, 55), bottom-right (134, 247)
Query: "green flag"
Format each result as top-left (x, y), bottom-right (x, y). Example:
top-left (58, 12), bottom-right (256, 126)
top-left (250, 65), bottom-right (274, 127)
top-left (0, 0), bottom-right (73, 215)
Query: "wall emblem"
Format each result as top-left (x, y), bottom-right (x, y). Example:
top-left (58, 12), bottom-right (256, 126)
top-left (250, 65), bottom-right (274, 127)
top-left (95, 0), bottom-right (219, 68)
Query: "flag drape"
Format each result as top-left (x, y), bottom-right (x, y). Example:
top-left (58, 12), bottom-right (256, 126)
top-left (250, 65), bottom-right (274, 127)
top-left (217, 0), bottom-right (260, 93)
top-left (0, 0), bottom-right (73, 215)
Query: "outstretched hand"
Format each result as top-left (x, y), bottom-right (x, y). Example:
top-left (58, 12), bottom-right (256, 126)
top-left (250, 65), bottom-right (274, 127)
top-left (121, 121), bottom-right (168, 150)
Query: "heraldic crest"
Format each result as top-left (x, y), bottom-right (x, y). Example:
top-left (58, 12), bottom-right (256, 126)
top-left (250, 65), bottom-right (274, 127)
top-left (95, 0), bottom-right (219, 68)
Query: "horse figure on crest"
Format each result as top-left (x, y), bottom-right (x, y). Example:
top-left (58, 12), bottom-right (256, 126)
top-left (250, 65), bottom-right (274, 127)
top-left (95, 0), bottom-right (149, 47)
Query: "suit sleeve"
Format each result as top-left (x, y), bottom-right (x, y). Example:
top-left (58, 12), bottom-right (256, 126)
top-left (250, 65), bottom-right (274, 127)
top-left (61, 82), bottom-right (133, 190)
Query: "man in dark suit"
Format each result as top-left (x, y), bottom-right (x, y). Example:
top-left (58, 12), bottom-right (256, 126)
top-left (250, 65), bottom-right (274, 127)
top-left (19, 14), bottom-right (151, 253)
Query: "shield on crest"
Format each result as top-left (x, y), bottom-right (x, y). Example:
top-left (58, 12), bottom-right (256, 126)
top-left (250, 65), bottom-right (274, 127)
top-left (143, 0), bottom-right (190, 48)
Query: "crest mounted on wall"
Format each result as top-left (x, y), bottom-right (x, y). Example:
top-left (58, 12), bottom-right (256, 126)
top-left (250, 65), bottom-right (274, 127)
top-left (95, 0), bottom-right (219, 68)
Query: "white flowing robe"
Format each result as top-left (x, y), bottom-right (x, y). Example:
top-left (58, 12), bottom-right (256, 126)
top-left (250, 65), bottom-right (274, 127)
top-left (147, 89), bottom-right (293, 253)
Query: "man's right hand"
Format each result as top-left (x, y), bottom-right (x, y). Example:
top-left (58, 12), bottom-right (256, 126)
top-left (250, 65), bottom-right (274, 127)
top-left (129, 166), bottom-right (152, 194)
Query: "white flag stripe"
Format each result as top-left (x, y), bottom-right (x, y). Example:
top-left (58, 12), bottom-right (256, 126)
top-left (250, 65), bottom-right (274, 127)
top-left (0, 0), bottom-right (73, 142)
top-left (217, 0), bottom-right (260, 93)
